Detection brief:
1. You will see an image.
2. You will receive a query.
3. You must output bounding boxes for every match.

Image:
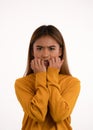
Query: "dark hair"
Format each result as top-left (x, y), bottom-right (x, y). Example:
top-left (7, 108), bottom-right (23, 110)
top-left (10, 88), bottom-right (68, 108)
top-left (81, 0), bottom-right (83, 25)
top-left (24, 25), bottom-right (71, 76)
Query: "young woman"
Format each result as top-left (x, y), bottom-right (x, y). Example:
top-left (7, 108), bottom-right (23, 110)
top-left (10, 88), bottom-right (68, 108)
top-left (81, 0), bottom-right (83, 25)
top-left (15, 25), bottom-right (80, 130)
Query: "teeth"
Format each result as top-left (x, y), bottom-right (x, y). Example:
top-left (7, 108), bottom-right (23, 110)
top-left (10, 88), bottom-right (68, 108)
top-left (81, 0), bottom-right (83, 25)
top-left (44, 60), bottom-right (48, 62)
top-left (44, 60), bottom-right (49, 66)
top-left (44, 60), bottom-right (49, 63)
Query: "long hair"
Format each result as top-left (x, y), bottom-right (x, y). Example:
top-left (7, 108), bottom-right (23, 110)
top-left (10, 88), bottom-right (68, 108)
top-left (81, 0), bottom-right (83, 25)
top-left (24, 25), bottom-right (71, 76)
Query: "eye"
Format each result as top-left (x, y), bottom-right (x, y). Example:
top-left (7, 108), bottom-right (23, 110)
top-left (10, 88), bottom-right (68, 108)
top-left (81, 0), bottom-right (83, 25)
top-left (37, 47), bottom-right (43, 50)
top-left (49, 47), bottom-right (55, 51)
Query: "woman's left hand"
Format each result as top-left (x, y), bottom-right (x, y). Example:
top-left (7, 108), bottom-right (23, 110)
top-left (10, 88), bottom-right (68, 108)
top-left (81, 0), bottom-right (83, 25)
top-left (49, 57), bottom-right (64, 71)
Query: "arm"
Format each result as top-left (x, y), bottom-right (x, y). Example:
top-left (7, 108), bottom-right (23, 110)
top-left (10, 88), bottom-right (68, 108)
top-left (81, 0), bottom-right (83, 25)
top-left (15, 72), bottom-right (49, 122)
top-left (47, 67), bottom-right (80, 122)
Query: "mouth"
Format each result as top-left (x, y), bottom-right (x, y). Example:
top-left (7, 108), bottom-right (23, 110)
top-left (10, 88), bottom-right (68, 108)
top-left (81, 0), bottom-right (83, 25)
top-left (44, 60), bottom-right (49, 67)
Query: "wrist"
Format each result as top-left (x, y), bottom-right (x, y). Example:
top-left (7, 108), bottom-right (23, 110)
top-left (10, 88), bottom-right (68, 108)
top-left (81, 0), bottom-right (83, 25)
top-left (47, 67), bottom-right (59, 83)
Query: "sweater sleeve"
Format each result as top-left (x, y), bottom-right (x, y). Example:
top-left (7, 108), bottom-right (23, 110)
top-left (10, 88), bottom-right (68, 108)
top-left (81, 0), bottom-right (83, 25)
top-left (47, 68), bottom-right (80, 122)
top-left (14, 72), bottom-right (49, 122)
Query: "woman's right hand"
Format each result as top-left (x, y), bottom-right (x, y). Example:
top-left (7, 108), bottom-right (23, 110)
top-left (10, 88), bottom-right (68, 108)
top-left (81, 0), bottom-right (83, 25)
top-left (31, 58), bottom-right (46, 73)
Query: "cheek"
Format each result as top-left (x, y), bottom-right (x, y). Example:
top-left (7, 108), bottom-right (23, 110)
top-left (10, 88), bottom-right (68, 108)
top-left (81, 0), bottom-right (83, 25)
top-left (51, 50), bottom-right (60, 57)
top-left (34, 52), bottom-right (39, 57)
top-left (33, 50), bottom-right (41, 58)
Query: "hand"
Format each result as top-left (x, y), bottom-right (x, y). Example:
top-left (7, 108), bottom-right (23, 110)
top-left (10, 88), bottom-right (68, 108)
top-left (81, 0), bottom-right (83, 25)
top-left (49, 57), bottom-right (64, 71)
top-left (31, 58), bottom-right (46, 73)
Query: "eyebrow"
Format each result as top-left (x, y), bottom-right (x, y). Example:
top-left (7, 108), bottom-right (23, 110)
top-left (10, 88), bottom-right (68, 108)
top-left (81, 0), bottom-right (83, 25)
top-left (36, 45), bottom-right (56, 48)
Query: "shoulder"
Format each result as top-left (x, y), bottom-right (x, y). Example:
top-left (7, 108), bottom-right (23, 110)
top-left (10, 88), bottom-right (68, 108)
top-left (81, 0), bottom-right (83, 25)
top-left (59, 74), bottom-right (80, 83)
top-left (15, 74), bottom-right (35, 82)
top-left (15, 74), bottom-right (35, 90)
top-left (59, 74), bottom-right (80, 92)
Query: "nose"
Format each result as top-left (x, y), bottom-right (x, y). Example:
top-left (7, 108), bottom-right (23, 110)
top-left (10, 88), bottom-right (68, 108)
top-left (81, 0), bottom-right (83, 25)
top-left (42, 48), bottom-right (50, 59)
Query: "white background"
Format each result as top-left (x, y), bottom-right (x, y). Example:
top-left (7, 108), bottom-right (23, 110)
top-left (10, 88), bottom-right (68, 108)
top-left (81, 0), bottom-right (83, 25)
top-left (0, 0), bottom-right (93, 130)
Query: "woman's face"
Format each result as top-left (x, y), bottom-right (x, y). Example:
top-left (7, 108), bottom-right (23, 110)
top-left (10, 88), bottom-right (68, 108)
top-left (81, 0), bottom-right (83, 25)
top-left (33, 35), bottom-right (62, 66)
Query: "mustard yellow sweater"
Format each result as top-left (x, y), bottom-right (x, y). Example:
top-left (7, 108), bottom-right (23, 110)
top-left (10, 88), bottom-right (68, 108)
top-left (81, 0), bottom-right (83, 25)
top-left (14, 68), bottom-right (80, 130)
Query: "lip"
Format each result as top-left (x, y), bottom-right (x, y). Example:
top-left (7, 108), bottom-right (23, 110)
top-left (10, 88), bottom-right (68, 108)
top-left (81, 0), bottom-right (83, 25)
top-left (44, 60), bottom-right (49, 67)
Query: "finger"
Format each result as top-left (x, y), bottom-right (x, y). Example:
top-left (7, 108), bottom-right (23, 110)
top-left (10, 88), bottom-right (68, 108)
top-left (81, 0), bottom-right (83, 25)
top-left (38, 59), bottom-right (45, 68)
top-left (49, 58), bottom-right (52, 66)
top-left (52, 57), bottom-right (55, 64)
top-left (61, 59), bottom-right (64, 63)
top-left (55, 57), bottom-right (59, 63)
top-left (34, 58), bottom-right (38, 66)
top-left (37, 59), bottom-right (41, 66)
top-left (31, 60), bottom-right (35, 70)
top-left (55, 57), bottom-right (63, 68)
top-left (60, 59), bottom-right (64, 66)
top-left (41, 59), bottom-right (45, 66)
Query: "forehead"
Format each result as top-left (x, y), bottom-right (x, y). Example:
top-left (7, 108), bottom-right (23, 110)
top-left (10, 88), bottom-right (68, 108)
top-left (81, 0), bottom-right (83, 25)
top-left (34, 35), bottom-right (59, 47)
